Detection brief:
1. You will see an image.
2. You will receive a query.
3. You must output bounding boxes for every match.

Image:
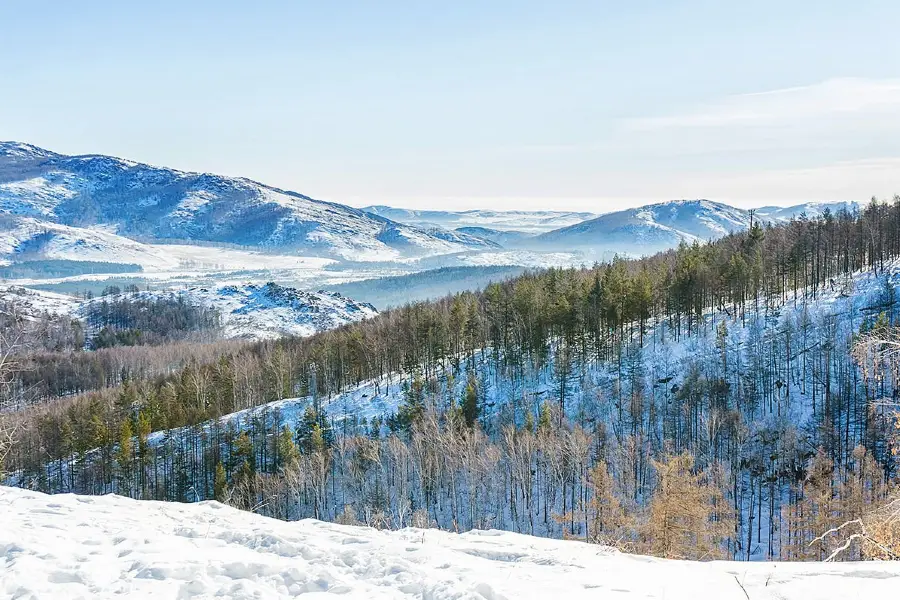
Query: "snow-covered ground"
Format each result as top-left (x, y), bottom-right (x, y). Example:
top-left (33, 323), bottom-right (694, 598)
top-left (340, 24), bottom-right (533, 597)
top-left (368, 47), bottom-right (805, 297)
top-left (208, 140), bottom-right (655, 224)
top-left (111, 283), bottom-right (378, 340)
top-left (455, 249), bottom-right (584, 268)
top-left (0, 284), bottom-right (81, 317)
top-left (0, 281), bottom-right (377, 341)
top-left (3, 486), bottom-right (896, 600)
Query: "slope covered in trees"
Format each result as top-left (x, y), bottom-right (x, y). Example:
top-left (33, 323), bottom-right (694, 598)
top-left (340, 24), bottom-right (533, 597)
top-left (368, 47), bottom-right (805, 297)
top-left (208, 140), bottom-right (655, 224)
top-left (4, 198), bottom-right (900, 561)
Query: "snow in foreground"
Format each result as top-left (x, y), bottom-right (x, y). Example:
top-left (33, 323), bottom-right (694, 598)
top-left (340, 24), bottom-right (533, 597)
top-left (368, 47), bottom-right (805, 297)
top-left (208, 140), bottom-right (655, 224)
top-left (2, 488), bottom-right (899, 599)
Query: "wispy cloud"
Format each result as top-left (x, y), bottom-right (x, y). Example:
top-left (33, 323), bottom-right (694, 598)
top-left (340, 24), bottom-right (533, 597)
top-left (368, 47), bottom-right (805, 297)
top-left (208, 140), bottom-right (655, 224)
top-left (625, 78), bottom-right (900, 130)
top-left (324, 78), bottom-right (900, 211)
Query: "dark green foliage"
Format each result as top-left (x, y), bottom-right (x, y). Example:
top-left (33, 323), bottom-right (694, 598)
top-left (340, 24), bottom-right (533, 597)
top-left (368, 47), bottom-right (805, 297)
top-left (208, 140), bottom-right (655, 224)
top-left (461, 371), bottom-right (479, 428)
top-left (393, 376), bottom-right (426, 434)
top-left (296, 407), bottom-right (333, 454)
top-left (0, 260), bottom-right (142, 279)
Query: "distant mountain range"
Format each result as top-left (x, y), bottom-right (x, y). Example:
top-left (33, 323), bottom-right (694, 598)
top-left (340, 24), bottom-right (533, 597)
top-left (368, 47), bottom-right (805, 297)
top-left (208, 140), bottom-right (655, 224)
top-left (531, 199), bottom-right (859, 256)
top-left (0, 141), bottom-right (861, 270)
top-left (361, 205), bottom-right (595, 234)
top-left (371, 198), bottom-right (860, 258)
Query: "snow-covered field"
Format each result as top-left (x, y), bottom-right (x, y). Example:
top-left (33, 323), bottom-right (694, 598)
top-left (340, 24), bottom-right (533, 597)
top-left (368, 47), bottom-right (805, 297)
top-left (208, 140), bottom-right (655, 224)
top-left (3, 486), bottom-right (897, 600)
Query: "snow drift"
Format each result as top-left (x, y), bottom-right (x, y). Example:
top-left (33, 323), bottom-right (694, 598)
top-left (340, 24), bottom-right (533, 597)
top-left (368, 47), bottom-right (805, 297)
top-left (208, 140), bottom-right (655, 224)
top-left (1, 487), bottom-right (898, 599)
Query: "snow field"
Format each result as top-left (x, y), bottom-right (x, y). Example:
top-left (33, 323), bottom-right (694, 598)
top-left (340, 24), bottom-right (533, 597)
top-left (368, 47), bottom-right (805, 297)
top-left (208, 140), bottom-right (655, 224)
top-left (3, 486), bottom-right (898, 599)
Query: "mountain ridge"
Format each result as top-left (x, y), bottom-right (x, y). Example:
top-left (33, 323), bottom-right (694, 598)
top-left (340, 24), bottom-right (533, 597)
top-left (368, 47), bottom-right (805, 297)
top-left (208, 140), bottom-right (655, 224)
top-left (533, 198), bottom-right (860, 256)
top-left (0, 141), bottom-right (492, 262)
top-left (0, 141), bottom-right (864, 269)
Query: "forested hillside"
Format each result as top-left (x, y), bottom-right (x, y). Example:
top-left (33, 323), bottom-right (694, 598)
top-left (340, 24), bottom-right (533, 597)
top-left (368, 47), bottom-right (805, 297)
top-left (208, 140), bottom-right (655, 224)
top-left (3, 199), bottom-right (900, 562)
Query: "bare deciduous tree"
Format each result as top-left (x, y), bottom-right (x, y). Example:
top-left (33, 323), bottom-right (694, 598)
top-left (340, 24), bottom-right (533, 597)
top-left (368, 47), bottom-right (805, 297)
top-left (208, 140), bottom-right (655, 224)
top-left (814, 326), bottom-right (900, 560)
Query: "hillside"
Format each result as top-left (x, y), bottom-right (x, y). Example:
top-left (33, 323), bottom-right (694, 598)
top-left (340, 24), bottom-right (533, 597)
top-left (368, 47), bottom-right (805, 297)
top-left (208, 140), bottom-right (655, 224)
top-left (534, 199), bottom-right (860, 256)
top-left (3, 487), bottom-right (896, 600)
top-left (36, 251), bottom-right (889, 560)
top-left (118, 283), bottom-right (378, 340)
top-left (533, 199), bottom-right (745, 253)
top-left (1, 281), bottom-right (377, 341)
top-left (0, 142), bottom-right (491, 262)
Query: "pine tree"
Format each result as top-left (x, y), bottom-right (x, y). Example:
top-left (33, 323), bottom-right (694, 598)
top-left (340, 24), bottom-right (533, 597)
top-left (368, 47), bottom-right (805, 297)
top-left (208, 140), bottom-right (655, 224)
top-left (461, 372), bottom-right (479, 428)
top-left (276, 425), bottom-right (299, 470)
top-left (396, 375), bottom-right (426, 433)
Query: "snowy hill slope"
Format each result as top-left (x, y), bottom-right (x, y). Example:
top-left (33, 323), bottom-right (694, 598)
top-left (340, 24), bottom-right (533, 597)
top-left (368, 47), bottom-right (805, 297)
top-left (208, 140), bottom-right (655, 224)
top-left (0, 142), bottom-right (491, 261)
top-left (0, 281), bottom-right (376, 340)
top-left (3, 487), bottom-right (896, 600)
top-left (0, 284), bottom-right (81, 317)
top-left (80, 282), bottom-right (377, 340)
top-left (0, 215), bottom-right (181, 270)
top-left (96, 258), bottom-right (896, 561)
top-left (453, 226), bottom-right (531, 247)
top-left (533, 199), bottom-right (859, 256)
top-left (535, 199), bottom-right (751, 254)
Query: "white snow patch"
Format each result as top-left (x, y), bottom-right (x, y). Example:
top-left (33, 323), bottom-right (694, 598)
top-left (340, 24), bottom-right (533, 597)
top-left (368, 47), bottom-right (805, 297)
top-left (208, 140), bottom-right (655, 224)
top-left (0, 177), bottom-right (77, 217)
top-left (170, 189), bottom-right (216, 218)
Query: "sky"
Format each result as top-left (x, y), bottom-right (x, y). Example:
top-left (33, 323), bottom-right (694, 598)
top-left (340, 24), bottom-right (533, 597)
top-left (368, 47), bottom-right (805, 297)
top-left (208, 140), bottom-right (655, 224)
top-left (2, 0), bottom-right (899, 212)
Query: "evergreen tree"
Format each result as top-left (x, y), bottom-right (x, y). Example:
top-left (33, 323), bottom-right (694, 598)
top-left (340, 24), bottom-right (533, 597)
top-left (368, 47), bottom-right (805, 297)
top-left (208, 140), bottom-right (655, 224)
top-left (461, 372), bottom-right (479, 428)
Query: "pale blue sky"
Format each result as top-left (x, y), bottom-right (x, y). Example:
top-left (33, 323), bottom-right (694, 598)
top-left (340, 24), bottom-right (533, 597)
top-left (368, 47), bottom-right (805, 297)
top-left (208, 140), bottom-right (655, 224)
top-left (2, 1), bottom-right (899, 211)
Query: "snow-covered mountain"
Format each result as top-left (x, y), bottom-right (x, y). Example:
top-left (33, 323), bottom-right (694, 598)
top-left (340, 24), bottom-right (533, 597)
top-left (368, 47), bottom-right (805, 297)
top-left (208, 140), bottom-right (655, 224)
top-left (534, 199), bottom-right (749, 255)
top-left (0, 142), bottom-right (865, 273)
top-left (533, 199), bottom-right (860, 256)
top-left (3, 486), bottom-right (896, 600)
top-left (0, 215), bottom-right (182, 270)
top-left (0, 142), bottom-right (493, 262)
top-left (453, 226), bottom-right (531, 247)
top-left (361, 205), bottom-right (596, 234)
